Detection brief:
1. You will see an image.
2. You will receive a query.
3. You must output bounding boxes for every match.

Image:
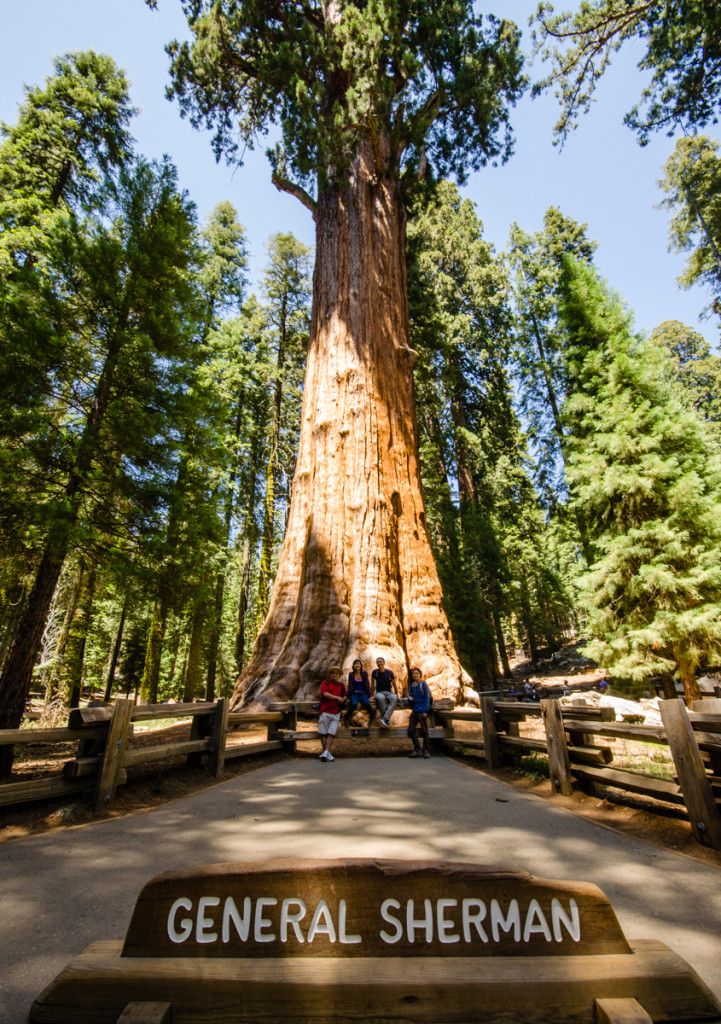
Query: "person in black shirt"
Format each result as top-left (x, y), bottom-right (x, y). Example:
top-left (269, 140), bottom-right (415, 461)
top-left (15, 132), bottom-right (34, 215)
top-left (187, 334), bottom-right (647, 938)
top-left (371, 657), bottom-right (398, 726)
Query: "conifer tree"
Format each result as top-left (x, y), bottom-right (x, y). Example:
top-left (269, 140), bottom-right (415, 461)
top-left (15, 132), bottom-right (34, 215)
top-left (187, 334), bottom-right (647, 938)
top-left (155, 0), bottom-right (525, 705)
top-left (560, 258), bottom-right (721, 703)
top-left (533, 0), bottom-right (721, 144)
top-left (658, 135), bottom-right (721, 320)
top-left (0, 157), bottom-right (201, 769)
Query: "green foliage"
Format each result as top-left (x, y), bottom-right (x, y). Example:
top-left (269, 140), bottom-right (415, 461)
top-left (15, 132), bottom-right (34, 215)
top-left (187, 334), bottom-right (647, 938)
top-left (0, 50), bottom-right (135, 271)
top-left (533, 0), bottom-right (721, 144)
top-left (648, 320), bottom-right (721, 427)
top-left (408, 182), bottom-right (574, 680)
top-left (560, 258), bottom-right (721, 697)
top-left (657, 135), bottom-right (721, 316)
top-left (163, 1), bottom-right (525, 196)
top-left (508, 207), bottom-right (597, 495)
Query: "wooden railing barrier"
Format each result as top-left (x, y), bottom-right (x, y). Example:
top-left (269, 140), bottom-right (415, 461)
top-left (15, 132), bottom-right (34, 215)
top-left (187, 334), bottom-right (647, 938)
top-left (3, 693), bottom-right (721, 848)
top-left (441, 696), bottom-right (721, 851)
top-left (0, 700), bottom-right (284, 814)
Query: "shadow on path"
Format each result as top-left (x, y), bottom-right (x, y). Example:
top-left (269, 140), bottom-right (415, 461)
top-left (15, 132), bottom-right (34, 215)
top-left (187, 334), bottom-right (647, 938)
top-left (2, 756), bottom-right (720, 1023)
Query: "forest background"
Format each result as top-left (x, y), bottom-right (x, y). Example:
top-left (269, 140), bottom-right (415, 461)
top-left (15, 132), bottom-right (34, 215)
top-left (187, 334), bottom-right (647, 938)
top-left (1, 0), bottom-right (720, 761)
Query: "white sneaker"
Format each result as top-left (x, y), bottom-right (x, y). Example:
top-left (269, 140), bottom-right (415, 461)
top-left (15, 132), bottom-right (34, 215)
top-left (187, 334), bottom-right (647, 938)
top-left (326, 752), bottom-right (335, 761)
top-left (319, 751), bottom-right (329, 760)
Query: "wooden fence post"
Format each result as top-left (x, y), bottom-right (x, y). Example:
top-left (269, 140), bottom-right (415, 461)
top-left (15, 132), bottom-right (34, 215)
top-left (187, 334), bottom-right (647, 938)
top-left (480, 696), bottom-right (500, 769)
top-left (208, 698), bottom-right (229, 780)
top-left (692, 698), bottom-right (721, 776)
top-left (283, 703), bottom-right (298, 753)
top-left (660, 698), bottom-right (721, 850)
top-left (93, 698), bottom-right (133, 813)
top-left (541, 698), bottom-right (573, 796)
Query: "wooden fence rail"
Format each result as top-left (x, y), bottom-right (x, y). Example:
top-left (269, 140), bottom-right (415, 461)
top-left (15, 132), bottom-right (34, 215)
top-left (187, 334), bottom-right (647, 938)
top-left (3, 693), bottom-right (721, 849)
top-left (0, 698), bottom-right (287, 814)
top-left (441, 696), bottom-right (721, 851)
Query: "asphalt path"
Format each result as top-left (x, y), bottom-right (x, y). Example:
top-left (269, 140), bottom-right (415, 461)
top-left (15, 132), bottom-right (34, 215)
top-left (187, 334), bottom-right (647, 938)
top-left (2, 754), bottom-right (720, 1023)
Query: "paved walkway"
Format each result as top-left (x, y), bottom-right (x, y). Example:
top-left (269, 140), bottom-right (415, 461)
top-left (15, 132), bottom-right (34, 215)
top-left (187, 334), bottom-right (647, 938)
top-left (2, 755), bottom-right (720, 1022)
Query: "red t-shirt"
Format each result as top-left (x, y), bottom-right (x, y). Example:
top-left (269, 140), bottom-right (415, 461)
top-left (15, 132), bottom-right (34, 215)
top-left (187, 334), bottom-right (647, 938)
top-left (320, 680), bottom-right (346, 715)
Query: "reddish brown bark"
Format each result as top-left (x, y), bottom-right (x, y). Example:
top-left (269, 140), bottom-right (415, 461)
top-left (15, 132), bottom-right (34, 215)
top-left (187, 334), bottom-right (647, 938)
top-left (233, 144), bottom-right (468, 708)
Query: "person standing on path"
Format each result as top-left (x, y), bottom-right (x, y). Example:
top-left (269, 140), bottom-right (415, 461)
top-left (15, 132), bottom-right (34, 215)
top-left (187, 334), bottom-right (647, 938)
top-left (407, 667), bottom-right (431, 758)
top-left (318, 667), bottom-right (346, 761)
top-left (345, 658), bottom-right (375, 727)
top-left (371, 657), bottom-right (398, 726)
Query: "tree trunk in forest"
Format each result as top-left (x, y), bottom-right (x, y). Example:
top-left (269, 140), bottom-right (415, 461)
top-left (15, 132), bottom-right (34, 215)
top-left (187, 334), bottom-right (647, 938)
top-left (0, 546), bottom-right (67, 774)
top-left (103, 594), bottom-right (129, 702)
top-left (235, 534), bottom-right (253, 674)
top-left (0, 326), bottom-right (123, 772)
top-left (140, 599), bottom-right (167, 704)
top-left (256, 333), bottom-right (285, 631)
top-left (184, 604), bottom-right (204, 703)
top-left (233, 144), bottom-right (468, 708)
top-left (207, 407), bottom-right (243, 700)
top-left (659, 671), bottom-right (677, 702)
top-left (47, 562), bottom-right (85, 701)
top-left (676, 653), bottom-right (702, 706)
top-left (60, 561), bottom-right (98, 708)
top-left (493, 608), bottom-right (513, 679)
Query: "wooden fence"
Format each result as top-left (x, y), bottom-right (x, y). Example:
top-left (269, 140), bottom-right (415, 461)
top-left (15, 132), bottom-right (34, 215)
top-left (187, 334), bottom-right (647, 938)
top-left (0, 698), bottom-right (287, 815)
top-left (3, 694), bottom-right (721, 850)
top-left (441, 695), bottom-right (721, 851)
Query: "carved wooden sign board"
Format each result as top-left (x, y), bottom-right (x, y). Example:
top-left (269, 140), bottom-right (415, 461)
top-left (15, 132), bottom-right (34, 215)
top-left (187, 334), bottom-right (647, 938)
top-left (30, 859), bottom-right (720, 1024)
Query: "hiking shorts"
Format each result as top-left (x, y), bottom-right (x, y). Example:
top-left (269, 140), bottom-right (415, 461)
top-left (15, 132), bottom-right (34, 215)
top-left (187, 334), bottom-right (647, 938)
top-left (318, 712), bottom-right (341, 736)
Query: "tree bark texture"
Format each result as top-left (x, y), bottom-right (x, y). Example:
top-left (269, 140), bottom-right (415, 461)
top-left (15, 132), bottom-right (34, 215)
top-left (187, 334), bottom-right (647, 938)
top-left (234, 146), bottom-right (468, 708)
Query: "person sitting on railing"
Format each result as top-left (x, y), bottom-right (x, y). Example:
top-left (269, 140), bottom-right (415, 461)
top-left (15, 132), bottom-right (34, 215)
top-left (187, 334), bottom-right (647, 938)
top-left (345, 658), bottom-right (375, 727)
top-left (371, 657), bottom-right (398, 726)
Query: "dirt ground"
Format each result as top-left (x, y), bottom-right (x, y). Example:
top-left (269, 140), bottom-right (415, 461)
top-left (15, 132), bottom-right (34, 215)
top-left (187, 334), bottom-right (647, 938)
top-left (2, 715), bottom-right (720, 872)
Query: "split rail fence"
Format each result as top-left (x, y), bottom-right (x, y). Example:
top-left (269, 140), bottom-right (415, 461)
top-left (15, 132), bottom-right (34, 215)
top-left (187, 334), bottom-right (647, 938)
top-left (1, 694), bottom-right (720, 850)
top-left (441, 695), bottom-right (721, 851)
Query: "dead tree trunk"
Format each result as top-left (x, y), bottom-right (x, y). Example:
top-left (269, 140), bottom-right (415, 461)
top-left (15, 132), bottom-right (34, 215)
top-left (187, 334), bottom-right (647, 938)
top-left (234, 144), bottom-right (468, 707)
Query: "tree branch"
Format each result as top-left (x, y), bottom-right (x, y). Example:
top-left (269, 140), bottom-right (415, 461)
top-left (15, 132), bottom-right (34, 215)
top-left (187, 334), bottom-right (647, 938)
top-left (271, 172), bottom-right (317, 216)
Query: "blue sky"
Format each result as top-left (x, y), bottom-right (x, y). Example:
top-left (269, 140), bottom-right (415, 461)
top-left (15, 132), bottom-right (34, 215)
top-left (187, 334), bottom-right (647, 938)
top-left (2, 0), bottom-right (718, 346)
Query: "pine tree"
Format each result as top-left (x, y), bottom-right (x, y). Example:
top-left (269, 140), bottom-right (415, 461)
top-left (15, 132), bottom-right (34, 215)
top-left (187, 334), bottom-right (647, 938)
top-left (658, 135), bottom-right (721, 321)
top-left (0, 156), bottom-right (201, 769)
top-left (560, 257), bottom-right (721, 703)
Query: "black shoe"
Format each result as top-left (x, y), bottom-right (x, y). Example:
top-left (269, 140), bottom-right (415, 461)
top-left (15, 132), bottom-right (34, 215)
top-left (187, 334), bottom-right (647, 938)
top-left (408, 750), bottom-right (422, 758)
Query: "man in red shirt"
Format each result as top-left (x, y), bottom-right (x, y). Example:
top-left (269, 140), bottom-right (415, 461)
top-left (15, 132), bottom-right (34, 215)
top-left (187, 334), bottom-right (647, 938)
top-left (318, 667), bottom-right (347, 762)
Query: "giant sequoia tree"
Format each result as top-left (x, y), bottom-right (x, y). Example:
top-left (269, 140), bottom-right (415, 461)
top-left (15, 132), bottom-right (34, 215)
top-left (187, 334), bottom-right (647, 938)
top-left (159, 1), bottom-right (524, 703)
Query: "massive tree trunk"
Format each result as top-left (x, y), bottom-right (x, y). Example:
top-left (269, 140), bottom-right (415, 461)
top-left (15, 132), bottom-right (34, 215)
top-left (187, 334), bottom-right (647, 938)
top-left (233, 144), bottom-right (468, 708)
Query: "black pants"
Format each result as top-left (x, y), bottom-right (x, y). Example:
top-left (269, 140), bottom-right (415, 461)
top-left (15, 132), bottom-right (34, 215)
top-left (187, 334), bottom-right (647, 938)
top-left (407, 711), bottom-right (429, 751)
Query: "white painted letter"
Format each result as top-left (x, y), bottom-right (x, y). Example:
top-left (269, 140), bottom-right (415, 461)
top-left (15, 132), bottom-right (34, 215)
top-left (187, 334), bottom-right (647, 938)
top-left (307, 899), bottom-right (337, 943)
top-left (436, 899), bottom-right (459, 943)
top-left (491, 899), bottom-right (520, 942)
top-left (167, 897), bottom-right (193, 943)
top-left (338, 900), bottom-right (361, 944)
top-left (254, 898), bottom-right (278, 942)
top-left (523, 899), bottom-right (552, 942)
top-left (196, 896), bottom-right (220, 943)
top-left (462, 899), bottom-right (488, 943)
top-left (222, 897), bottom-right (251, 943)
top-left (280, 899), bottom-right (306, 943)
top-left (552, 898), bottom-right (580, 943)
top-left (380, 899), bottom-right (403, 944)
top-left (406, 898), bottom-right (433, 943)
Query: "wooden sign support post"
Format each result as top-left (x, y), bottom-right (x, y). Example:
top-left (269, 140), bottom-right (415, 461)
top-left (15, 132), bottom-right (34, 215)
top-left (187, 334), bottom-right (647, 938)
top-left (31, 859), bottom-right (720, 1024)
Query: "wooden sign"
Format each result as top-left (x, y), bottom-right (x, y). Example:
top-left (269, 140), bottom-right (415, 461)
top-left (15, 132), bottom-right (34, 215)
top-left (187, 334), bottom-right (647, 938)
top-left (123, 858), bottom-right (629, 959)
top-left (31, 859), bottom-right (721, 1024)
